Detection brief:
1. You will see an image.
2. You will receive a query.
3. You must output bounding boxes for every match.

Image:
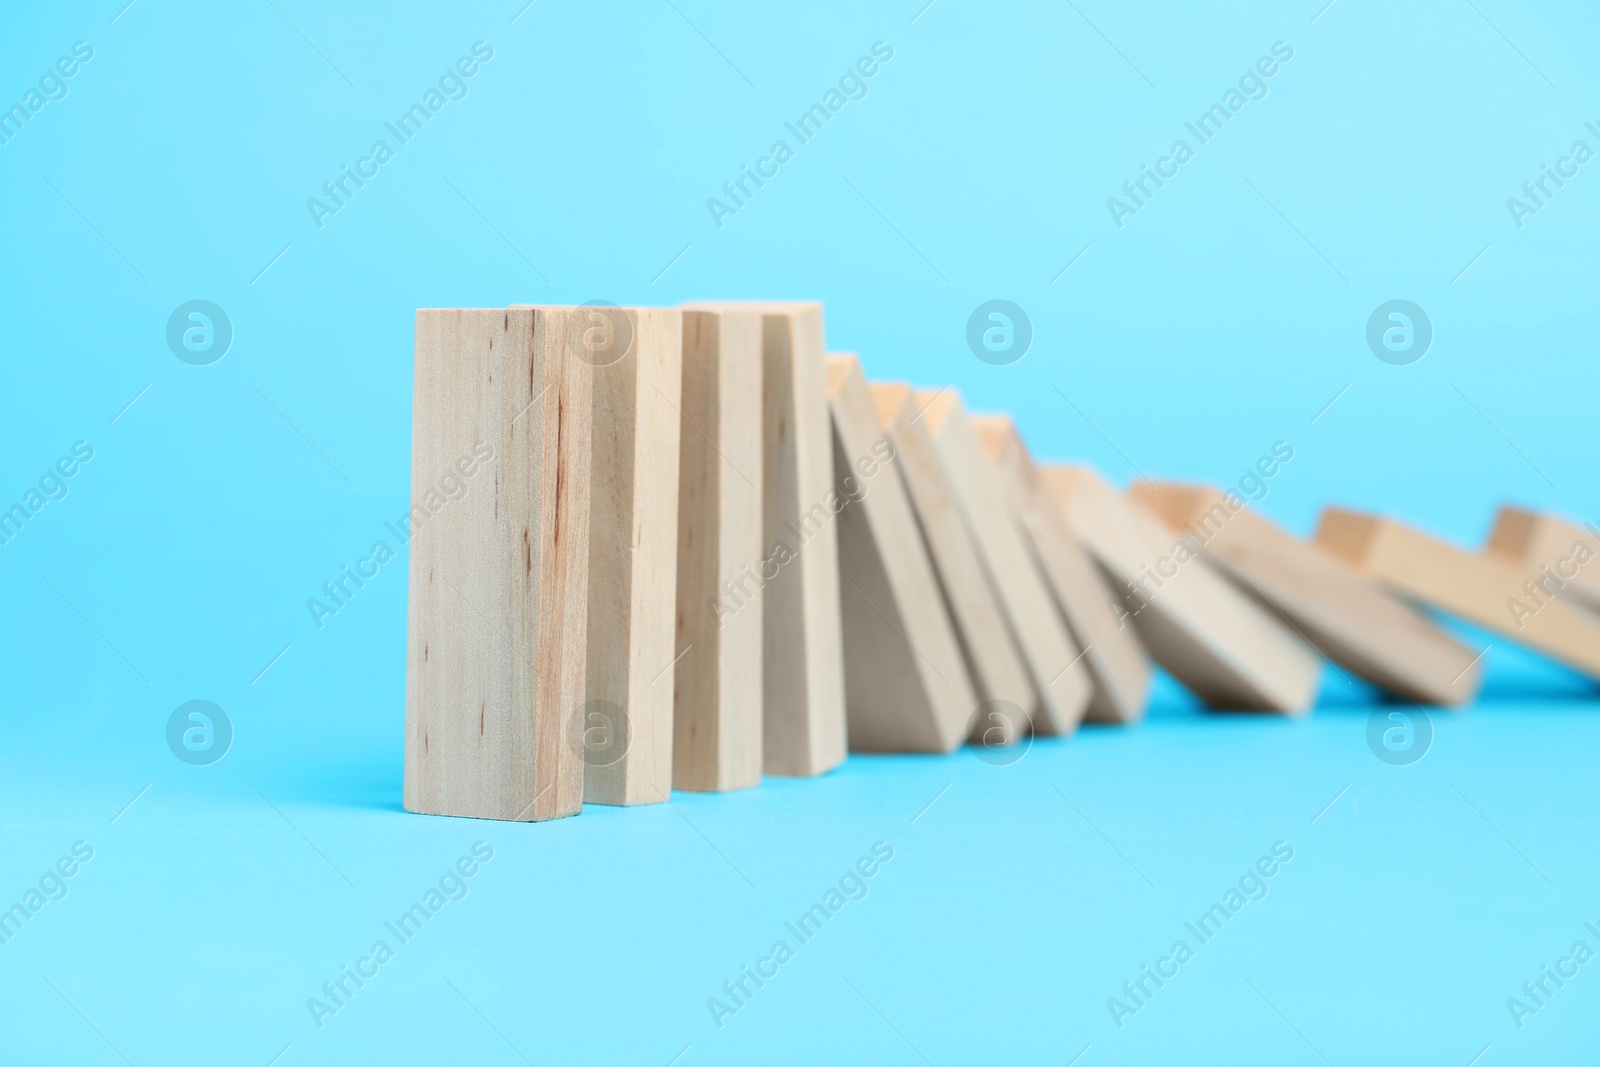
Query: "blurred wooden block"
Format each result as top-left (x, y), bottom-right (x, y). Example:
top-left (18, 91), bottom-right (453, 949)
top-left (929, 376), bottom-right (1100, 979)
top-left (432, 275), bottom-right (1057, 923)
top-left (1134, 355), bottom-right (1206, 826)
top-left (827, 356), bottom-right (977, 752)
top-left (686, 302), bottom-right (846, 777)
top-left (580, 307), bottom-right (683, 804)
top-left (1040, 466), bottom-right (1320, 714)
top-left (1317, 508), bottom-right (1600, 681)
top-left (1132, 483), bottom-right (1480, 706)
top-left (1485, 506), bottom-right (1600, 618)
top-left (869, 383), bottom-right (1034, 740)
top-left (973, 416), bottom-right (1152, 724)
top-left (405, 307), bottom-right (591, 822)
top-left (917, 390), bottom-right (1091, 735)
top-left (672, 308), bottom-right (764, 792)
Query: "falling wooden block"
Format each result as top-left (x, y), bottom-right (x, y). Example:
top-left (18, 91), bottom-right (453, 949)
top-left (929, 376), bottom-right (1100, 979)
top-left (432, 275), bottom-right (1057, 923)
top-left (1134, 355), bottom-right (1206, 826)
top-left (1317, 508), bottom-right (1600, 681)
top-left (1484, 506), bottom-right (1600, 619)
top-left (826, 355), bottom-right (977, 752)
top-left (1040, 466), bottom-right (1320, 714)
top-left (579, 306), bottom-right (683, 804)
top-left (405, 307), bottom-right (591, 822)
top-left (868, 383), bottom-right (1035, 739)
top-left (686, 302), bottom-right (846, 777)
top-left (672, 308), bottom-right (764, 793)
top-left (917, 390), bottom-right (1091, 735)
top-left (1132, 483), bottom-right (1481, 706)
top-left (972, 415), bottom-right (1152, 724)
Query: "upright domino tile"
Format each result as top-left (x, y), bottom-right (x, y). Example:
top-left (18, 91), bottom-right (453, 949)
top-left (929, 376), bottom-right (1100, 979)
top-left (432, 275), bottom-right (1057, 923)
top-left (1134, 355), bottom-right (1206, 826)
top-left (673, 308), bottom-right (764, 792)
top-left (917, 389), bottom-right (1091, 735)
top-left (1133, 483), bottom-right (1481, 706)
top-left (827, 355), bottom-right (977, 752)
top-left (405, 307), bottom-right (591, 822)
top-left (1040, 465), bottom-right (1321, 714)
top-left (869, 383), bottom-right (1035, 739)
top-left (1317, 508), bottom-right (1600, 681)
top-left (685, 302), bottom-right (846, 778)
top-left (580, 306), bottom-right (683, 804)
top-left (1484, 506), bottom-right (1600, 619)
top-left (973, 415), bottom-right (1152, 724)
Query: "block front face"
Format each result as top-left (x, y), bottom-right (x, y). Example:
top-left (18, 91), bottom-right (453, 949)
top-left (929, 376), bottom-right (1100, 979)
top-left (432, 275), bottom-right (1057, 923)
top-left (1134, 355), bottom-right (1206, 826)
top-left (673, 310), bottom-right (763, 792)
top-left (405, 308), bottom-right (591, 822)
top-left (585, 308), bottom-right (683, 805)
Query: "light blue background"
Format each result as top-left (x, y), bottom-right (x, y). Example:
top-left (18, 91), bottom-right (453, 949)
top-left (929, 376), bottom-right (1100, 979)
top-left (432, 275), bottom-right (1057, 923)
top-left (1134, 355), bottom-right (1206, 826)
top-left (2, 0), bottom-right (1597, 1063)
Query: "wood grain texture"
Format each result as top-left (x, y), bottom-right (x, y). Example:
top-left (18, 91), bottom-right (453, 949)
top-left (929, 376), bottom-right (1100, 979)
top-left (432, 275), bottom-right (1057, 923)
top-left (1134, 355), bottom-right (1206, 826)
top-left (973, 415), bottom-right (1152, 724)
top-left (405, 307), bottom-right (591, 822)
top-left (1040, 465), bottom-right (1321, 715)
top-left (581, 307), bottom-right (683, 804)
top-left (917, 390), bottom-right (1091, 736)
top-left (1317, 507), bottom-right (1600, 680)
top-left (1133, 483), bottom-right (1481, 706)
top-left (672, 308), bottom-right (764, 792)
top-left (686, 302), bottom-right (846, 777)
top-left (1485, 506), bottom-right (1600, 618)
top-left (827, 356), bottom-right (977, 752)
top-left (868, 383), bottom-right (1034, 739)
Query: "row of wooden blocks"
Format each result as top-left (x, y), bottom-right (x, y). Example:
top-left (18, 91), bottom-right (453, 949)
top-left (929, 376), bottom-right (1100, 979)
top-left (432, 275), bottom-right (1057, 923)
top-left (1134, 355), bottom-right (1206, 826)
top-left (402, 303), bottom-right (1600, 822)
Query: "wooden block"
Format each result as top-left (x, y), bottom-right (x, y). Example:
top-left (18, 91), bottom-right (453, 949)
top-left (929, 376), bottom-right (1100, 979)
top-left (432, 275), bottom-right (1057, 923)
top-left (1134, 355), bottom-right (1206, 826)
top-left (826, 355), bottom-right (977, 752)
top-left (868, 383), bottom-right (1035, 740)
top-left (405, 307), bottom-right (591, 822)
top-left (1132, 483), bottom-right (1481, 706)
top-left (1040, 466), bottom-right (1321, 714)
top-left (579, 307), bottom-right (683, 804)
top-left (686, 302), bottom-right (846, 777)
top-left (972, 415), bottom-right (1152, 724)
top-left (1484, 506), bottom-right (1600, 618)
top-left (1317, 508), bottom-right (1600, 680)
top-left (916, 390), bottom-right (1091, 735)
top-left (672, 308), bottom-right (764, 792)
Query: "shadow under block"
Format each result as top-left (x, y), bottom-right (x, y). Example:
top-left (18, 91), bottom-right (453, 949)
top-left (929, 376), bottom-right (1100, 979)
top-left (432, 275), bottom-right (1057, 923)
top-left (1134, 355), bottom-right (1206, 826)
top-left (1132, 483), bottom-right (1481, 706)
top-left (1317, 508), bottom-right (1600, 681)
top-left (827, 356), bottom-right (977, 752)
top-left (405, 307), bottom-right (592, 822)
top-left (916, 390), bottom-right (1091, 735)
top-left (1040, 466), bottom-right (1320, 714)
top-left (672, 308), bottom-right (764, 792)
top-left (1485, 506), bottom-right (1600, 618)
top-left (868, 383), bottom-right (1034, 734)
top-left (972, 415), bottom-right (1152, 724)
top-left (582, 308), bottom-right (683, 805)
top-left (685, 302), bottom-right (846, 777)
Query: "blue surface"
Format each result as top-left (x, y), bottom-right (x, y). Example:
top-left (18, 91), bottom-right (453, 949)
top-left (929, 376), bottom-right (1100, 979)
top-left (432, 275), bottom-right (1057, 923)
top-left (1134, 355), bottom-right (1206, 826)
top-left (2, 0), bottom-right (1599, 1063)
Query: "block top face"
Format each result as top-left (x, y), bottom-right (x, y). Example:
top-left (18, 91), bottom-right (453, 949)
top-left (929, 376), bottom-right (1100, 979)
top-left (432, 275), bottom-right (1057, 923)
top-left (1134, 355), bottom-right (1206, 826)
top-left (866, 381), bottom-right (915, 428)
top-left (824, 352), bottom-right (863, 395)
top-left (681, 300), bottom-right (824, 315)
top-left (1129, 483), bottom-right (1220, 531)
top-left (910, 387), bottom-right (964, 435)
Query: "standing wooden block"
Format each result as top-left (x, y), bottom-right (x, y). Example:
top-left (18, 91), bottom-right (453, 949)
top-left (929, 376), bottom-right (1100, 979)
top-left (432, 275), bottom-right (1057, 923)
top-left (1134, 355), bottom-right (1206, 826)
top-left (972, 415), bottom-right (1152, 724)
top-left (673, 308), bottom-right (764, 792)
top-left (581, 307), bottom-right (683, 805)
top-left (1132, 483), bottom-right (1481, 706)
top-left (1317, 508), bottom-right (1600, 680)
top-left (405, 307), bottom-right (591, 822)
top-left (916, 390), bottom-right (1091, 735)
top-left (826, 355), bottom-right (977, 752)
top-left (686, 302), bottom-right (846, 777)
top-left (868, 383), bottom-right (1035, 736)
top-left (1485, 506), bottom-right (1600, 618)
top-left (1040, 466), bottom-right (1320, 714)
